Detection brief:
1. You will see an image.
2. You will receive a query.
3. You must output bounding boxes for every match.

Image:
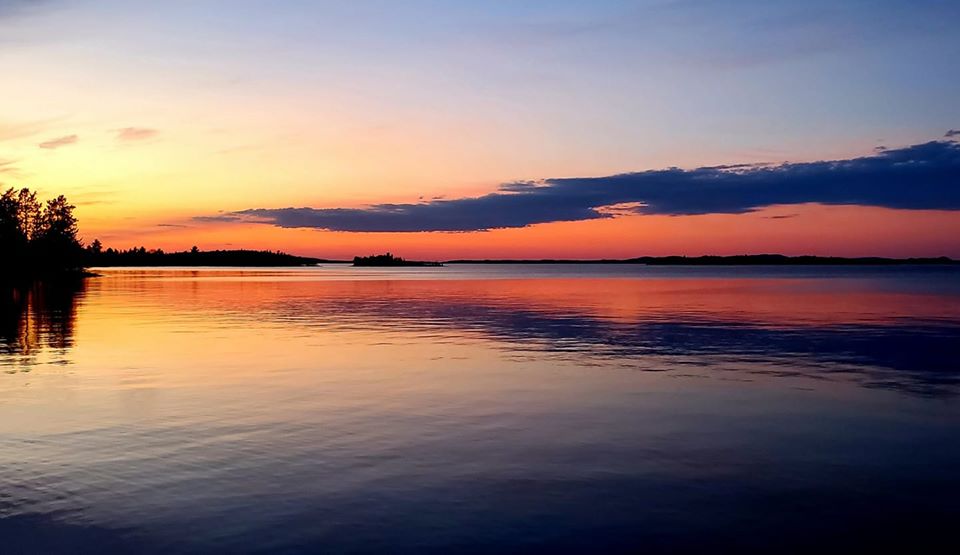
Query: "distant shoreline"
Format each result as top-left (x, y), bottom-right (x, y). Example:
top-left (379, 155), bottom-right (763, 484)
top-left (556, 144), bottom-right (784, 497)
top-left (442, 255), bottom-right (958, 266)
top-left (82, 254), bottom-right (959, 267)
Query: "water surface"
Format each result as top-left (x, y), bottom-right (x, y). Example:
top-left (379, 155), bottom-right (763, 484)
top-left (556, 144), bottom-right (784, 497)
top-left (2, 265), bottom-right (959, 553)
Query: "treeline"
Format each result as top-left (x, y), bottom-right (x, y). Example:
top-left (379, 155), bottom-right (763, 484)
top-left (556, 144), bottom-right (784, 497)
top-left (2, 187), bottom-right (322, 275)
top-left (86, 245), bottom-right (323, 267)
top-left (1, 188), bottom-right (83, 276)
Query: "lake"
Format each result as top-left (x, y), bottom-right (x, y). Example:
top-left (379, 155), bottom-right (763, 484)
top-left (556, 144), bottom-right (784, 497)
top-left (2, 265), bottom-right (959, 553)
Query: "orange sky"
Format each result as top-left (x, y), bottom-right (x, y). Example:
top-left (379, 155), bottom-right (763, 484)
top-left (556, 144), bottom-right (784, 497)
top-left (3, 2), bottom-right (959, 259)
top-left (4, 115), bottom-right (958, 259)
top-left (70, 202), bottom-right (959, 260)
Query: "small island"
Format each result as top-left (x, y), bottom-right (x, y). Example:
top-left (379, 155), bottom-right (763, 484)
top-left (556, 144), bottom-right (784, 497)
top-left (353, 253), bottom-right (443, 267)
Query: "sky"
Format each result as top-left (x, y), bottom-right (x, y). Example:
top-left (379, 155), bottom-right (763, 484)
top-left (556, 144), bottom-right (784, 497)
top-left (1, 0), bottom-right (959, 259)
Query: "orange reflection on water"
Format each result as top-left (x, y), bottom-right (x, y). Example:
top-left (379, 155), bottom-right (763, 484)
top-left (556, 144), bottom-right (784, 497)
top-left (81, 269), bottom-right (960, 328)
top-left (3, 268), bottom-right (959, 399)
top-left (1, 270), bottom-right (959, 553)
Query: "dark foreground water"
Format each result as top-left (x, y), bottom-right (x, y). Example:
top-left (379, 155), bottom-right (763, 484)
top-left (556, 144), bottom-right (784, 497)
top-left (1, 265), bottom-right (959, 553)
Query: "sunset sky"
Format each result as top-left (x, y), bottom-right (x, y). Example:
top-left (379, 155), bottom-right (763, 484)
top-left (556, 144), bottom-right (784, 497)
top-left (2, 0), bottom-right (959, 259)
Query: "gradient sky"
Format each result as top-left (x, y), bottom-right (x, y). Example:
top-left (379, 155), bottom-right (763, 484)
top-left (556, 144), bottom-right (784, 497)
top-left (2, 0), bottom-right (959, 258)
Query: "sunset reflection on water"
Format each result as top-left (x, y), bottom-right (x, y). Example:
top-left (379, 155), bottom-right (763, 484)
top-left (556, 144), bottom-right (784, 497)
top-left (1, 266), bottom-right (959, 553)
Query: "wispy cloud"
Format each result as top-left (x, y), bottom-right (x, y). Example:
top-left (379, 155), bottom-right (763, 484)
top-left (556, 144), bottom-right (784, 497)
top-left (193, 214), bottom-right (244, 223)
top-left (38, 134), bottom-right (77, 149)
top-left (219, 137), bottom-right (960, 233)
top-left (498, 0), bottom-right (959, 70)
top-left (115, 127), bottom-right (158, 142)
top-left (0, 158), bottom-right (19, 175)
top-left (70, 189), bottom-right (116, 206)
top-left (946, 129), bottom-right (960, 138)
top-left (0, 119), bottom-right (59, 143)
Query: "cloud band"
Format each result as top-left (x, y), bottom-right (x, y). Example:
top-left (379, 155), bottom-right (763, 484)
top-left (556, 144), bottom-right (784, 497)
top-left (218, 138), bottom-right (960, 233)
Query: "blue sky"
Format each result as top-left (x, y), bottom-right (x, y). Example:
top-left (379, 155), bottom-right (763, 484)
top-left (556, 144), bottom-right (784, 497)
top-left (8, 0), bottom-right (958, 161)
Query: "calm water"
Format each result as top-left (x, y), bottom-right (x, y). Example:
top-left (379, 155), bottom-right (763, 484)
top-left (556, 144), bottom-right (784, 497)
top-left (2, 265), bottom-right (959, 553)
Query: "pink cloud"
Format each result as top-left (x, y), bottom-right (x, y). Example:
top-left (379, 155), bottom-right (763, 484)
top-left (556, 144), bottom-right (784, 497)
top-left (115, 127), bottom-right (158, 142)
top-left (38, 134), bottom-right (78, 149)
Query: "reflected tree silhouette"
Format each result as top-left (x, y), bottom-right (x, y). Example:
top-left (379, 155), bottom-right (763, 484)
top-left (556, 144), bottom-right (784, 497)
top-left (0, 278), bottom-right (85, 365)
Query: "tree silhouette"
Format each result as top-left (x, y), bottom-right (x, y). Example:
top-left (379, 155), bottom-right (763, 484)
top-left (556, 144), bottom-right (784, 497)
top-left (16, 188), bottom-right (42, 242)
top-left (1, 187), bottom-right (84, 275)
top-left (0, 189), bottom-right (27, 263)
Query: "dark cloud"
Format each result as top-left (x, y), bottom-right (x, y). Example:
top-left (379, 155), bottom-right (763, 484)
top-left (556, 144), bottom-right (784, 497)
top-left (946, 130), bottom-right (960, 138)
top-left (157, 223), bottom-right (189, 228)
top-left (115, 127), bottom-right (158, 142)
top-left (225, 139), bottom-right (960, 233)
top-left (38, 134), bottom-right (77, 149)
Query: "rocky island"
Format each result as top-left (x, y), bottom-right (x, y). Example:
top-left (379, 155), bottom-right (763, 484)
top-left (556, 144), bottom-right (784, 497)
top-left (352, 253), bottom-right (443, 267)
